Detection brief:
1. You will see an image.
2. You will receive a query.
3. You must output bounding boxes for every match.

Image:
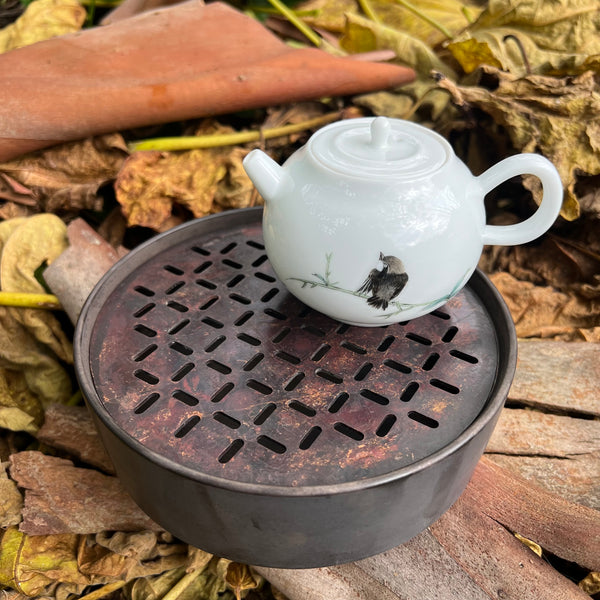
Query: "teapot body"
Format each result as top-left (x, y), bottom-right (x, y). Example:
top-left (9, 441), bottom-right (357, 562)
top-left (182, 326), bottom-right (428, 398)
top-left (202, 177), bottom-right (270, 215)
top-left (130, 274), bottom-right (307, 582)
top-left (263, 148), bottom-right (483, 325)
top-left (244, 117), bottom-right (563, 326)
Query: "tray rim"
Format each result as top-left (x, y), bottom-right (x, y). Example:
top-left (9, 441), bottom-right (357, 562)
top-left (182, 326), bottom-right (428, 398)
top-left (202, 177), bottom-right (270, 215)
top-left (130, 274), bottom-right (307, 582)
top-left (74, 207), bottom-right (517, 497)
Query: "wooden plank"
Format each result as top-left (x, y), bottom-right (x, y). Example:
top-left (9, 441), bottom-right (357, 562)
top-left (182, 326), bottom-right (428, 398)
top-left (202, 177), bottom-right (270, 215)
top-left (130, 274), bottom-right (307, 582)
top-left (354, 530), bottom-right (490, 600)
top-left (487, 408), bottom-right (600, 457)
top-left (430, 481), bottom-right (590, 600)
top-left (508, 340), bottom-right (600, 417)
top-left (255, 562), bottom-right (401, 600)
top-left (486, 453), bottom-right (600, 510)
top-left (461, 458), bottom-right (600, 572)
top-left (257, 529), bottom-right (492, 600)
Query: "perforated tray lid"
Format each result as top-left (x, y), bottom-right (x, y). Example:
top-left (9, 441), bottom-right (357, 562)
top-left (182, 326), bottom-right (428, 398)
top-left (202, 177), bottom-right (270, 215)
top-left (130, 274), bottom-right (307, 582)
top-left (82, 208), bottom-right (502, 488)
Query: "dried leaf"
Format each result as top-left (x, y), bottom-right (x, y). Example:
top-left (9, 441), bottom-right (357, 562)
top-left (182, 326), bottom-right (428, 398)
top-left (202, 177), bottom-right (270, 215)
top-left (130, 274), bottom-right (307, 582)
top-left (514, 533), bottom-right (542, 557)
top-left (446, 38), bottom-right (502, 74)
top-left (0, 462), bottom-right (22, 528)
top-left (355, 78), bottom-right (451, 122)
top-left (116, 124), bottom-right (252, 230)
top-left (127, 563), bottom-right (230, 600)
top-left (115, 150), bottom-right (222, 229)
top-left (0, 0), bottom-right (85, 53)
top-left (480, 219), bottom-right (600, 297)
top-left (0, 368), bottom-right (43, 433)
top-left (301, 0), bottom-right (481, 47)
top-left (575, 173), bottom-right (600, 219)
top-left (1, 213), bottom-right (67, 293)
top-left (0, 307), bottom-right (72, 410)
top-left (437, 67), bottom-right (600, 220)
top-left (579, 571), bottom-right (600, 595)
top-left (340, 12), bottom-right (454, 76)
top-left (0, 173), bottom-right (36, 206)
top-left (0, 135), bottom-right (128, 214)
top-left (451, 0), bottom-right (600, 76)
top-left (77, 531), bottom-right (188, 581)
top-left (364, 0), bottom-right (481, 48)
top-left (225, 563), bottom-right (260, 600)
top-left (0, 527), bottom-right (192, 598)
top-left (0, 527), bottom-right (88, 597)
top-left (489, 271), bottom-right (600, 341)
top-left (0, 214), bottom-right (72, 363)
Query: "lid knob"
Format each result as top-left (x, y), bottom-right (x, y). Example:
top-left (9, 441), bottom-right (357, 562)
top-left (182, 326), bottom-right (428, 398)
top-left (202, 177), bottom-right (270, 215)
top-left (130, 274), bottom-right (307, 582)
top-left (370, 117), bottom-right (391, 149)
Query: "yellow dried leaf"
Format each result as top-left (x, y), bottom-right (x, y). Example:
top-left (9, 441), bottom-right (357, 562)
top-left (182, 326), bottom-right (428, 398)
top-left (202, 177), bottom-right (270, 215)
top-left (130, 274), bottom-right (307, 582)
top-left (0, 527), bottom-right (87, 597)
top-left (300, 0), bottom-right (482, 47)
top-left (0, 463), bottom-right (22, 528)
top-left (514, 533), bottom-right (542, 557)
top-left (369, 0), bottom-right (481, 48)
top-left (579, 572), bottom-right (600, 596)
top-left (0, 214), bottom-right (72, 363)
top-left (115, 150), bottom-right (225, 229)
top-left (298, 0), bottom-right (357, 33)
top-left (0, 367), bottom-right (43, 433)
top-left (454, 0), bottom-right (600, 76)
top-left (1, 213), bottom-right (67, 293)
top-left (437, 67), bottom-right (600, 220)
top-left (0, 306), bottom-right (71, 408)
top-left (340, 13), bottom-right (454, 77)
top-left (116, 123), bottom-right (253, 230)
top-left (447, 38), bottom-right (502, 74)
top-left (0, 0), bottom-right (85, 53)
top-left (225, 563), bottom-right (259, 600)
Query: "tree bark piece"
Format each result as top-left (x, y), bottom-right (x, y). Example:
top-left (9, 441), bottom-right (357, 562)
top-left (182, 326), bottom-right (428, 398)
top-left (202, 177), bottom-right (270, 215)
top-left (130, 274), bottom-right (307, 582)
top-left (44, 218), bottom-right (121, 323)
top-left (9, 451), bottom-right (161, 534)
top-left (508, 340), bottom-right (600, 417)
top-left (36, 403), bottom-right (115, 474)
top-left (0, 1), bottom-right (414, 161)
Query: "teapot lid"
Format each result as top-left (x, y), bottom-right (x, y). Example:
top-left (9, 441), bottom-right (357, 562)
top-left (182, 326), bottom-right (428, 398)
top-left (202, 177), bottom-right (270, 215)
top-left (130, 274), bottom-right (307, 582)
top-left (308, 116), bottom-right (450, 179)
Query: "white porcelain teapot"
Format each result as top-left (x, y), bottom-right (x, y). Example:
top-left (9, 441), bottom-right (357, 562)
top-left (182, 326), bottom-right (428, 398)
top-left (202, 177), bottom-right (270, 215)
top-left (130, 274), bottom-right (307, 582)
top-left (243, 117), bottom-right (562, 326)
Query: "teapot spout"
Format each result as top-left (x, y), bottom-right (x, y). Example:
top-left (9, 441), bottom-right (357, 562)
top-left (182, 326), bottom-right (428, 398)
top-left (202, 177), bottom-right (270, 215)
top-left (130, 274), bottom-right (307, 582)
top-left (243, 149), bottom-right (291, 203)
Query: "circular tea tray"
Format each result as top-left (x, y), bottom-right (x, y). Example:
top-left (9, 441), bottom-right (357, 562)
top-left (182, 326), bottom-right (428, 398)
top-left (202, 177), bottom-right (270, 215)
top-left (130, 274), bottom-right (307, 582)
top-left (76, 207), bottom-right (516, 567)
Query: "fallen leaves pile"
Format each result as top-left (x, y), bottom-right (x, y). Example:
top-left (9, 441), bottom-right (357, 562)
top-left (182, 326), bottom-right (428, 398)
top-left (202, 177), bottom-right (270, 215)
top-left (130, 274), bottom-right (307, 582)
top-left (0, 0), bottom-right (599, 598)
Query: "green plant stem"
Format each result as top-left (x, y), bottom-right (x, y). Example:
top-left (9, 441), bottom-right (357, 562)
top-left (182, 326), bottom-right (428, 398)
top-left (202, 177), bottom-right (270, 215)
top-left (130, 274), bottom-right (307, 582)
top-left (247, 5), bottom-right (319, 18)
top-left (78, 0), bottom-right (121, 5)
top-left (266, 0), bottom-right (322, 47)
top-left (357, 0), bottom-right (381, 23)
top-left (0, 291), bottom-right (62, 310)
top-left (78, 581), bottom-right (127, 600)
top-left (393, 0), bottom-right (453, 40)
top-left (129, 111), bottom-right (343, 152)
top-left (162, 569), bottom-right (202, 600)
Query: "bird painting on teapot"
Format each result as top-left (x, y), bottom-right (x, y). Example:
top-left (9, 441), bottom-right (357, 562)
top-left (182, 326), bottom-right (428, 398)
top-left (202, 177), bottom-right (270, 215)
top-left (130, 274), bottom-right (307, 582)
top-left (358, 252), bottom-right (408, 311)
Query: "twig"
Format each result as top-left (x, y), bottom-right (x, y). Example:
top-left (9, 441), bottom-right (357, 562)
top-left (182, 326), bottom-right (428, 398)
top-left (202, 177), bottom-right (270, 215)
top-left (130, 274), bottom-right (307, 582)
top-left (0, 291), bottom-right (62, 310)
top-left (357, 0), bottom-right (381, 23)
top-left (129, 111), bottom-right (343, 152)
top-left (266, 0), bottom-right (322, 47)
top-left (503, 34), bottom-right (532, 75)
top-left (393, 0), bottom-right (453, 40)
top-left (78, 581), bottom-right (127, 600)
top-left (162, 569), bottom-right (203, 600)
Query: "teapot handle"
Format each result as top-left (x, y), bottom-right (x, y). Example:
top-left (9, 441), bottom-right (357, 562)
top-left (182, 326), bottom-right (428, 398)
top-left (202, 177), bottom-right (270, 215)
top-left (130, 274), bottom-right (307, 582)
top-left (478, 154), bottom-right (563, 246)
